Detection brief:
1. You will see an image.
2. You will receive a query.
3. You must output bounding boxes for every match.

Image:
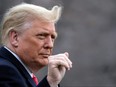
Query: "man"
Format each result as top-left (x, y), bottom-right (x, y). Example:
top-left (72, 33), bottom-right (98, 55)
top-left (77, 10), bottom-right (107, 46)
top-left (0, 3), bottom-right (72, 87)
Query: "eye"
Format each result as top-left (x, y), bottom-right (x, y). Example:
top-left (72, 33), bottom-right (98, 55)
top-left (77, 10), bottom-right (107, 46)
top-left (51, 35), bottom-right (56, 40)
top-left (51, 33), bottom-right (57, 40)
top-left (36, 33), bottom-right (47, 39)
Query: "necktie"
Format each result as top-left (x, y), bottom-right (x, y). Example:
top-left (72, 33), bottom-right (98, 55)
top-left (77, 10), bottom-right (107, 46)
top-left (32, 74), bottom-right (39, 85)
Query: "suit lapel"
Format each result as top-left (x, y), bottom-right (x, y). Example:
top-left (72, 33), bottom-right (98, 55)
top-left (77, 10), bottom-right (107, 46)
top-left (0, 46), bottom-right (36, 87)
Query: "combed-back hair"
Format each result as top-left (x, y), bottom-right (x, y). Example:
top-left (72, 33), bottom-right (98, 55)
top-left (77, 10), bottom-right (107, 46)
top-left (0, 3), bottom-right (62, 45)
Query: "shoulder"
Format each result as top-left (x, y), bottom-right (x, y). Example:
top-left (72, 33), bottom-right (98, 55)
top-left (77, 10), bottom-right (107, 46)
top-left (0, 58), bottom-right (27, 86)
top-left (0, 58), bottom-right (22, 78)
top-left (0, 57), bottom-right (18, 71)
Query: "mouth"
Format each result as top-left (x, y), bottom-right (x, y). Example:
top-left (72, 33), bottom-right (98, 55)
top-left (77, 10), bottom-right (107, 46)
top-left (39, 53), bottom-right (50, 58)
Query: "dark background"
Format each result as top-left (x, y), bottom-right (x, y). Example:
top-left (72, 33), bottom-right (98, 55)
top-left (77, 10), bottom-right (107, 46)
top-left (1, 0), bottom-right (116, 87)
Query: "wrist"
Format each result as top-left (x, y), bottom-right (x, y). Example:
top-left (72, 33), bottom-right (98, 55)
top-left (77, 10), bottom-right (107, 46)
top-left (47, 76), bottom-right (58, 87)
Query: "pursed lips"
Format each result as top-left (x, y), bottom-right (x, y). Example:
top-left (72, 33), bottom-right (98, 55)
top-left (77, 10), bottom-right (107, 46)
top-left (39, 53), bottom-right (50, 58)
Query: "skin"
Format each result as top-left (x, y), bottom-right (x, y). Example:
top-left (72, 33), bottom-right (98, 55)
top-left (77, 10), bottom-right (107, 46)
top-left (7, 19), bottom-right (57, 73)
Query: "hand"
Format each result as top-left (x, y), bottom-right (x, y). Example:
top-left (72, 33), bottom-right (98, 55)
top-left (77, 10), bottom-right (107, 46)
top-left (47, 52), bottom-right (72, 87)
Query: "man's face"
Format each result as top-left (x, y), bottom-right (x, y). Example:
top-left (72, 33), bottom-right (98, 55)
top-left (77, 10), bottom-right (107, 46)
top-left (16, 20), bottom-right (57, 71)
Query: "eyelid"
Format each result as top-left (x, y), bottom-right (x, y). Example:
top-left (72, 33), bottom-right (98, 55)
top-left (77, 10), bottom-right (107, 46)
top-left (36, 33), bottom-right (46, 39)
top-left (36, 32), bottom-right (57, 40)
top-left (37, 33), bottom-right (47, 37)
top-left (51, 34), bottom-right (57, 39)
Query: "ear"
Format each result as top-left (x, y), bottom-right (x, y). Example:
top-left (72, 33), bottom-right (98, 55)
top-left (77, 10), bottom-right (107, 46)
top-left (9, 30), bottom-right (19, 47)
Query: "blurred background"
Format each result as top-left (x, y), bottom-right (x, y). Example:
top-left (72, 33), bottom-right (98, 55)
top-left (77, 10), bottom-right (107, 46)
top-left (1, 0), bottom-right (116, 87)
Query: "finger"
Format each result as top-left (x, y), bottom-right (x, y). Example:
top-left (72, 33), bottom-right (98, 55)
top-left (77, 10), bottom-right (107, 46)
top-left (49, 59), bottom-right (70, 70)
top-left (49, 54), bottom-right (72, 70)
top-left (56, 56), bottom-right (72, 70)
top-left (64, 53), bottom-right (72, 68)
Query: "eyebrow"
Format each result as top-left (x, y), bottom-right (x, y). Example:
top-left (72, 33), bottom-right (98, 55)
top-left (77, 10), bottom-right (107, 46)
top-left (46, 31), bottom-right (58, 39)
top-left (38, 28), bottom-right (58, 38)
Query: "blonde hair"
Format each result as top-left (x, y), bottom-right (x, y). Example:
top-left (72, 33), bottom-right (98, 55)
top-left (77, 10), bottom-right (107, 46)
top-left (0, 3), bottom-right (62, 45)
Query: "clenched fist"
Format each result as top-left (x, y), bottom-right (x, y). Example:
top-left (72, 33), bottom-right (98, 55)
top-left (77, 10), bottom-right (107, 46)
top-left (47, 52), bottom-right (72, 87)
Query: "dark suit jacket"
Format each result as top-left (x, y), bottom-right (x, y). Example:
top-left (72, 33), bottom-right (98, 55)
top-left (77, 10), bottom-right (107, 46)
top-left (0, 46), bottom-right (50, 87)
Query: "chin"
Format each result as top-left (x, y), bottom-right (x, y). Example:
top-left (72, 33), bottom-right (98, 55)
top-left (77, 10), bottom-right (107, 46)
top-left (38, 61), bottom-right (48, 67)
top-left (42, 62), bottom-right (48, 66)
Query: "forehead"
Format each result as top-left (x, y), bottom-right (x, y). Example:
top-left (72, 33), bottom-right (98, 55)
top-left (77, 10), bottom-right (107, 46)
top-left (31, 19), bottom-right (56, 32)
top-left (23, 19), bottom-right (57, 37)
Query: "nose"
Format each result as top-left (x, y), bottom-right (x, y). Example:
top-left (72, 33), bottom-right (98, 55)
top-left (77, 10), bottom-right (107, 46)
top-left (44, 36), bottom-right (54, 49)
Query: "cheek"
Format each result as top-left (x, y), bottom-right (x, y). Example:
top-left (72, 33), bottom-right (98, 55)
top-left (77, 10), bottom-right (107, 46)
top-left (23, 38), bottom-right (44, 50)
top-left (18, 36), bottom-right (45, 57)
top-left (18, 41), bottom-right (43, 58)
top-left (19, 33), bottom-right (43, 47)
